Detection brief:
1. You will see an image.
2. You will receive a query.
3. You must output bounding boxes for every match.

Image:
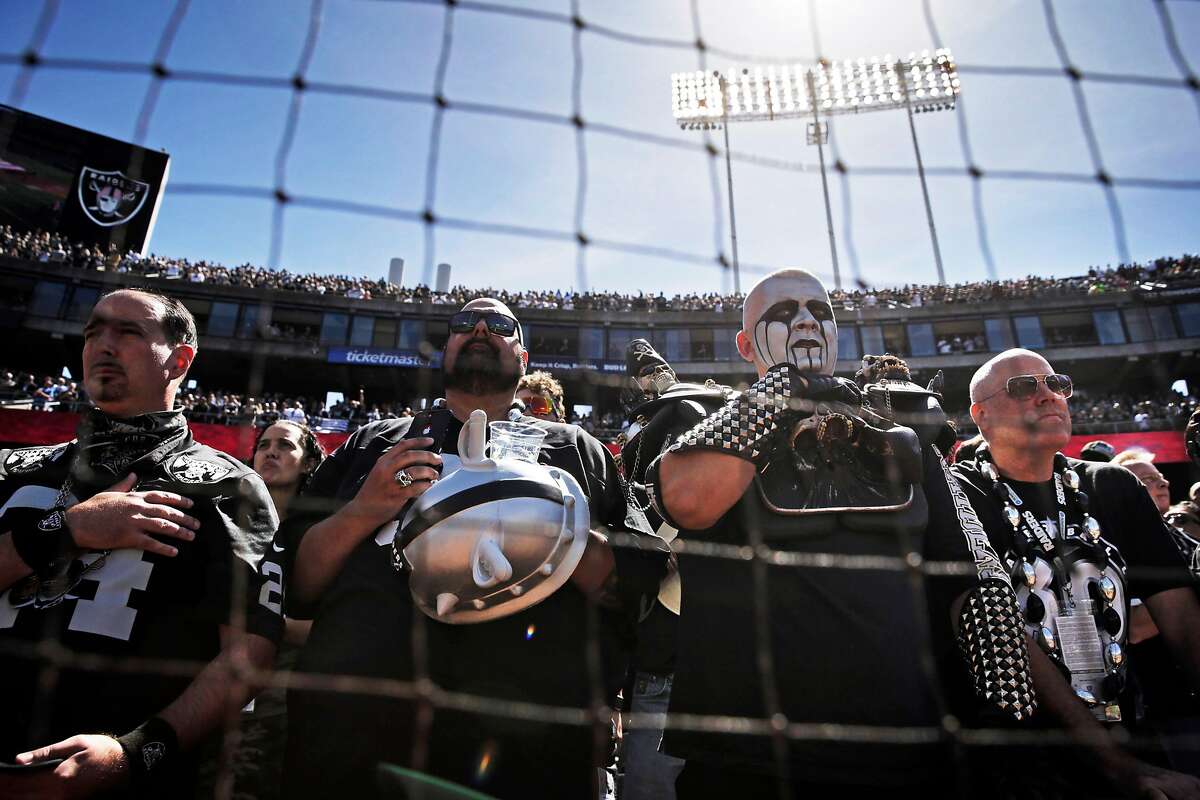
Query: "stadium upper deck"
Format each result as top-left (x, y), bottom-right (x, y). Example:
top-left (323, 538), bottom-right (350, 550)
top-left (4, 227), bottom-right (1200, 421)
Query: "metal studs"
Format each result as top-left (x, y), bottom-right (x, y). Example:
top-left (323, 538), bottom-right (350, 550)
top-left (980, 461), bottom-right (999, 482)
top-left (1020, 561), bottom-right (1037, 587)
top-left (1063, 469), bottom-right (1080, 491)
top-left (510, 585), bottom-right (524, 596)
top-left (1107, 641), bottom-right (1124, 667)
top-left (1039, 626), bottom-right (1056, 652)
top-left (472, 598), bottom-right (486, 610)
top-left (1075, 688), bottom-right (1098, 706)
top-left (1085, 516), bottom-right (1101, 540)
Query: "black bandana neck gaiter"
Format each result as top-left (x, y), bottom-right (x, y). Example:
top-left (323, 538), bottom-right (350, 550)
top-left (72, 408), bottom-right (190, 491)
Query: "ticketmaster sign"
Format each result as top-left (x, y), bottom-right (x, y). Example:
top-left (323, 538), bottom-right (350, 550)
top-left (327, 347), bottom-right (624, 373)
top-left (327, 347), bottom-right (441, 368)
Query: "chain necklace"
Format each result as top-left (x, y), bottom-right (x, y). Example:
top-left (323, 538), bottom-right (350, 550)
top-left (975, 445), bottom-right (1127, 721)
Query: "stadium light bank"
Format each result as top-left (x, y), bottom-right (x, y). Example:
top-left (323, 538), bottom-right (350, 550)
top-left (671, 49), bottom-right (961, 291)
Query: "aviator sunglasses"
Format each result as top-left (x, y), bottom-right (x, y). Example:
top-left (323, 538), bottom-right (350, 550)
top-left (979, 373), bottom-right (1073, 402)
top-left (448, 311), bottom-right (523, 343)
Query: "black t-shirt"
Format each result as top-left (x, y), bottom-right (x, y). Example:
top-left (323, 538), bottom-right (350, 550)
top-left (662, 442), bottom-right (977, 785)
top-left (281, 414), bottom-right (666, 800)
top-left (945, 457), bottom-right (1195, 724)
top-left (1130, 523), bottom-right (1200, 721)
top-left (0, 436), bottom-right (281, 761)
top-left (950, 458), bottom-right (1192, 610)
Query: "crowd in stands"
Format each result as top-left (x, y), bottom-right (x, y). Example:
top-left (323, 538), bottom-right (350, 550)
top-left (948, 387), bottom-right (1199, 435)
top-left (4, 224), bottom-right (1199, 315)
top-left (1071, 389), bottom-right (1199, 430)
top-left (5, 363), bottom-right (1196, 441)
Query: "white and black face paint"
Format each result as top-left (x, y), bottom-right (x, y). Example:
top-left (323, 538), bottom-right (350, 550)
top-left (752, 296), bottom-right (837, 374)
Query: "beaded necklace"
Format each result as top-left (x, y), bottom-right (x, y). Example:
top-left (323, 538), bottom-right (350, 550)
top-left (974, 445), bottom-right (1128, 722)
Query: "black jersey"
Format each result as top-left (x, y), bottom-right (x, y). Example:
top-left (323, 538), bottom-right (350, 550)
top-left (0, 432), bottom-right (282, 760)
top-left (662, 440), bottom-right (977, 785)
top-left (280, 414), bottom-right (667, 800)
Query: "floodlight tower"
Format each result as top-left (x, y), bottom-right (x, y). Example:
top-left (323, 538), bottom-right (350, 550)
top-left (672, 49), bottom-right (960, 288)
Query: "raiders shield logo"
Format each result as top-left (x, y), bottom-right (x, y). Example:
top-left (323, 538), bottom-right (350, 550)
top-left (38, 509), bottom-right (66, 533)
top-left (168, 453), bottom-right (232, 484)
top-left (3, 445), bottom-right (67, 475)
top-left (78, 167), bottom-right (150, 227)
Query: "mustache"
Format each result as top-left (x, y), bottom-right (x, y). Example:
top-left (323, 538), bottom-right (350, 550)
top-left (463, 339), bottom-right (498, 355)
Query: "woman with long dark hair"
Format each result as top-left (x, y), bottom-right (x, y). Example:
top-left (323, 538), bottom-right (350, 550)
top-left (197, 420), bottom-right (325, 799)
top-left (253, 420), bottom-right (325, 521)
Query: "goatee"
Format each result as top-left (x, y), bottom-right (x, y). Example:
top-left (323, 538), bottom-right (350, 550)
top-left (444, 347), bottom-right (521, 396)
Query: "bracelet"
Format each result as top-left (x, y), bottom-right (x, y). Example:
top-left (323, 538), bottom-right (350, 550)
top-left (8, 506), bottom-right (71, 573)
top-left (116, 717), bottom-right (179, 790)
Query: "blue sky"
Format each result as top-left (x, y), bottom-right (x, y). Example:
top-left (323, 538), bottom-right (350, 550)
top-left (2, 0), bottom-right (1198, 295)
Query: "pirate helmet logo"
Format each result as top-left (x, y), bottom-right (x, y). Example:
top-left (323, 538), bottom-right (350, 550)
top-left (168, 453), bottom-right (233, 484)
top-left (78, 167), bottom-right (150, 227)
top-left (3, 445), bottom-right (66, 475)
top-left (398, 410), bottom-right (590, 624)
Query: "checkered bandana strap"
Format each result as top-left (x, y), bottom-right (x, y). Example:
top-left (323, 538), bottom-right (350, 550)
top-left (668, 364), bottom-right (794, 464)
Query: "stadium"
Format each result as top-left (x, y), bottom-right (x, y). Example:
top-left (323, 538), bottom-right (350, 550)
top-left (5, 239), bottom-right (1200, 477)
top-left (2, 1), bottom-right (1200, 799)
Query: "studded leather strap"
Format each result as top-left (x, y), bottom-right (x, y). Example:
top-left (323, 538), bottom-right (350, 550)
top-left (958, 578), bottom-right (1037, 721)
top-left (666, 363), bottom-right (797, 464)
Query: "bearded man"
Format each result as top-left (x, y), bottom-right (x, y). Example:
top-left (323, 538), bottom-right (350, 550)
top-left (646, 269), bottom-right (1034, 797)
top-left (279, 298), bottom-right (667, 799)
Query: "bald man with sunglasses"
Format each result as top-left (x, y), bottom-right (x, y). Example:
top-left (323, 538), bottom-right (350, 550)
top-left (949, 348), bottom-right (1200, 798)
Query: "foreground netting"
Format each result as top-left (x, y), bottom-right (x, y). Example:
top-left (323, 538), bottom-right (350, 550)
top-left (3, 1), bottom-right (1200, 798)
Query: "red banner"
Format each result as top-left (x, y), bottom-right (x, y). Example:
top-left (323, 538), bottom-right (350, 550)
top-left (1061, 431), bottom-right (1188, 463)
top-left (0, 409), bottom-right (1189, 465)
top-left (0, 409), bottom-right (350, 459)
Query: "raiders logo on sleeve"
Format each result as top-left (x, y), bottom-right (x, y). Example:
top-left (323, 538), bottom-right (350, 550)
top-left (3, 445), bottom-right (69, 476)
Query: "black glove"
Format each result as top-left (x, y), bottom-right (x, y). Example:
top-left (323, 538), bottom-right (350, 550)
top-left (800, 373), bottom-right (863, 406)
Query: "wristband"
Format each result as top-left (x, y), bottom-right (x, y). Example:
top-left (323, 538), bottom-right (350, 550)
top-left (117, 717), bottom-right (179, 789)
top-left (8, 506), bottom-right (71, 573)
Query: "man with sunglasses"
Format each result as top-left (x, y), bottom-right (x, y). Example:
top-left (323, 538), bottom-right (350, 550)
top-left (279, 298), bottom-right (667, 799)
top-left (0, 288), bottom-right (282, 798)
top-left (516, 370), bottom-right (566, 422)
top-left (950, 347), bottom-right (1200, 797)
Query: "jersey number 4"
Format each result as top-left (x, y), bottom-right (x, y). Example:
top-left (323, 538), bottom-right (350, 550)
top-left (0, 550), bottom-right (154, 641)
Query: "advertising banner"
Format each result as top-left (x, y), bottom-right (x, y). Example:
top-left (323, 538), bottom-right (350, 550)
top-left (327, 347), bottom-right (441, 368)
top-left (0, 409), bottom-right (350, 458)
top-left (326, 347), bottom-right (625, 373)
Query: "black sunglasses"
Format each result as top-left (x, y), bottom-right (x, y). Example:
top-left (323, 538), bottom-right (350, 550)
top-left (980, 373), bottom-right (1073, 402)
top-left (448, 311), bottom-right (522, 343)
